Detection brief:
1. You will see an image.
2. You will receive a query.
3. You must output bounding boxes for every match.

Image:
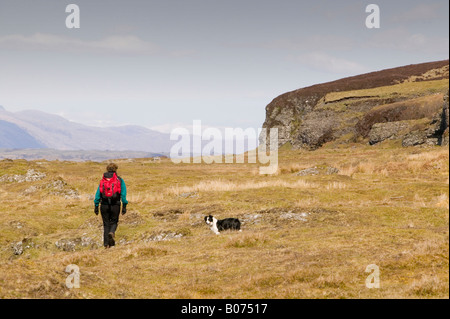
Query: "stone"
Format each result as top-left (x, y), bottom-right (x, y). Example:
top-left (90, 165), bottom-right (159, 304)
top-left (294, 167), bottom-right (320, 176)
top-left (368, 121), bottom-right (411, 145)
top-left (0, 169), bottom-right (46, 183)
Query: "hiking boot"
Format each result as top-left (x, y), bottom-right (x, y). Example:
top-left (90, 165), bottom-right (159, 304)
top-left (108, 232), bottom-right (115, 247)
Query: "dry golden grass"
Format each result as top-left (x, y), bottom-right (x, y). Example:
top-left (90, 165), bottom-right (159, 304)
top-left (325, 79), bottom-right (449, 102)
top-left (167, 179), bottom-right (317, 195)
top-left (409, 275), bottom-right (448, 297)
top-left (0, 144), bottom-right (448, 299)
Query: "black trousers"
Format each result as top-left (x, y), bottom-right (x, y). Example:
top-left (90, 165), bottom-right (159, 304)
top-left (100, 203), bottom-right (121, 246)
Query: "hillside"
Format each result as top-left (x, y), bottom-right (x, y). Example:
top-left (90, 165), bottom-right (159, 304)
top-left (0, 120), bottom-right (45, 149)
top-left (0, 145), bottom-right (448, 298)
top-left (0, 108), bottom-right (174, 153)
top-left (262, 60), bottom-right (449, 150)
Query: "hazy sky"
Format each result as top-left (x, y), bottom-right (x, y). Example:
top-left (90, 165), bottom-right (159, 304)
top-left (0, 0), bottom-right (448, 132)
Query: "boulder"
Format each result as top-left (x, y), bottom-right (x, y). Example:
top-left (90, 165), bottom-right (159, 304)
top-left (368, 121), bottom-right (411, 145)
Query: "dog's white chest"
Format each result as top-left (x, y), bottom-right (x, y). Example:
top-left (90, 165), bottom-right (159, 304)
top-left (209, 218), bottom-right (220, 235)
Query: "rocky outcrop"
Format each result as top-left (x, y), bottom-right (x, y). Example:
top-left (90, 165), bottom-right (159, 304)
top-left (294, 166), bottom-right (339, 176)
top-left (55, 235), bottom-right (101, 251)
top-left (368, 121), bottom-right (412, 145)
top-left (261, 60), bottom-right (449, 150)
top-left (45, 177), bottom-right (80, 199)
top-left (402, 90), bottom-right (449, 147)
top-left (436, 90), bottom-right (449, 145)
top-left (0, 169), bottom-right (46, 183)
top-left (443, 91), bottom-right (450, 145)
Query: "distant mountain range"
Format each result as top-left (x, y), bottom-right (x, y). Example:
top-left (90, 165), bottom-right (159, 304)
top-left (0, 119), bottom-right (45, 149)
top-left (0, 148), bottom-right (166, 162)
top-left (0, 105), bottom-right (174, 153)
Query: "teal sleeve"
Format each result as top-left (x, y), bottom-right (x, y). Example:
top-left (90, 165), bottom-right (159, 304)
top-left (94, 186), bottom-right (101, 207)
top-left (121, 178), bottom-right (128, 205)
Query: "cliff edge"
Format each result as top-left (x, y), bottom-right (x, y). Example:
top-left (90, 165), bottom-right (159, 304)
top-left (262, 60), bottom-right (449, 149)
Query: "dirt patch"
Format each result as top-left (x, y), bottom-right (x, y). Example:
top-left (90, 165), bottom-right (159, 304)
top-left (121, 211), bottom-right (145, 226)
top-left (79, 217), bottom-right (102, 230)
top-left (152, 208), bottom-right (184, 221)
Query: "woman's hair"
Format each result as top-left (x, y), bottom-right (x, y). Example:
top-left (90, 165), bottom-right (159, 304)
top-left (106, 163), bottom-right (118, 173)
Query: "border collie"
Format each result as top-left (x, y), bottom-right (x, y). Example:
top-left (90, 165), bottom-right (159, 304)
top-left (204, 215), bottom-right (241, 235)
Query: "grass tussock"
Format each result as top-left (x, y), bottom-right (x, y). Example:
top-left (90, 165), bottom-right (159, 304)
top-left (410, 275), bottom-right (448, 297)
top-left (122, 245), bottom-right (168, 260)
top-left (225, 233), bottom-right (268, 248)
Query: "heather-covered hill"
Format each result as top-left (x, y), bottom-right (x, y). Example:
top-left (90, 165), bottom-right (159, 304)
top-left (262, 60), bottom-right (449, 149)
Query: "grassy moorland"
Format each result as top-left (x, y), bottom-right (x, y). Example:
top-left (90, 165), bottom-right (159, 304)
top-left (0, 142), bottom-right (448, 299)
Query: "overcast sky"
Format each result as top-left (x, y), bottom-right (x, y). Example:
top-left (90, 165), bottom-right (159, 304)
top-left (0, 0), bottom-right (448, 132)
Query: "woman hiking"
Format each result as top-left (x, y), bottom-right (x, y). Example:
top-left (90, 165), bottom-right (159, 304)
top-left (94, 163), bottom-right (128, 248)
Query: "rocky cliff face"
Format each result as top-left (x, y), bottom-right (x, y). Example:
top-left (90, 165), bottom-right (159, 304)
top-left (401, 90), bottom-right (449, 147)
top-left (443, 91), bottom-right (450, 145)
top-left (262, 60), bottom-right (449, 150)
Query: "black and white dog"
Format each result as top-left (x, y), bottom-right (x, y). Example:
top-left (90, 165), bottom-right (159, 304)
top-left (204, 215), bottom-right (241, 235)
